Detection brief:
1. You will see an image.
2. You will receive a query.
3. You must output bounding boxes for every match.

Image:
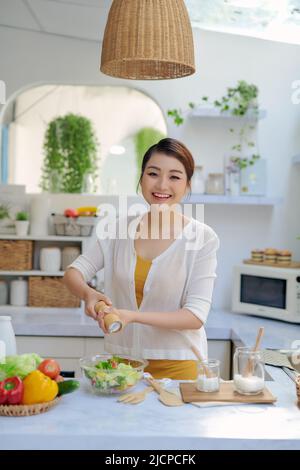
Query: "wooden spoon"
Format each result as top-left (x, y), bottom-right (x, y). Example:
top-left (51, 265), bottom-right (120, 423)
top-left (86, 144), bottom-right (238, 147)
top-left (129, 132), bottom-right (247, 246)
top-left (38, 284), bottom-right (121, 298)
top-left (117, 386), bottom-right (153, 405)
top-left (145, 375), bottom-right (184, 407)
top-left (190, 345), bottom-right (214, 378)
top-left (243, 327), bottom-right (264, 377)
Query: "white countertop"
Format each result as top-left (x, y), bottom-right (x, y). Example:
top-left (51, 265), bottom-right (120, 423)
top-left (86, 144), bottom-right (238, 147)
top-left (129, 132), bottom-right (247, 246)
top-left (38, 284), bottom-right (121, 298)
top-left (1, 310), bottom-right (300, 450)
top-left (0, 365), bottom-right (299, 450)
top-left (10, 309), bottom-right (300, 352)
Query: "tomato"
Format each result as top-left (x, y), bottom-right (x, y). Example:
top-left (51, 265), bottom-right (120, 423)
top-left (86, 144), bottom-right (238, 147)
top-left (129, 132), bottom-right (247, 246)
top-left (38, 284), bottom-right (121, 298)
top-left (64, 208), bottom-right (78, 218)
top-left (55, 375), bottom-right (64, 383)
top-left (38, 359), bottom-right (61, 379)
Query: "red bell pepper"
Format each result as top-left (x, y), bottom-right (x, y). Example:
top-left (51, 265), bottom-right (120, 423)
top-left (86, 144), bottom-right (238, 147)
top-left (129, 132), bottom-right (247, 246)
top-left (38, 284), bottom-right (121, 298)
top-left (0, 376), bottom-right (24, 405)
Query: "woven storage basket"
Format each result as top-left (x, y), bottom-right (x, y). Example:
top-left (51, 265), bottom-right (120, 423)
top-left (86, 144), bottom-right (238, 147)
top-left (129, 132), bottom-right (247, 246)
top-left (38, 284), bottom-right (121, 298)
top-left (52, 215), bottom-right (97, 236)
top-left (0, 397), bottom-right (61, 417)
top-left (29, 276), bottom-right (80, 308)
top-left (0, 240), bottom-right (33, 270)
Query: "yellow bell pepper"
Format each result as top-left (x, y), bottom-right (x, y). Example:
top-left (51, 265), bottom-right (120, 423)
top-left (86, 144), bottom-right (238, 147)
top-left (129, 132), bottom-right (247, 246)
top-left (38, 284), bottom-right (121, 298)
top-left (76, 206), bottom-right (98, 216)
top-left (22, 370), bottom-right (58, 405)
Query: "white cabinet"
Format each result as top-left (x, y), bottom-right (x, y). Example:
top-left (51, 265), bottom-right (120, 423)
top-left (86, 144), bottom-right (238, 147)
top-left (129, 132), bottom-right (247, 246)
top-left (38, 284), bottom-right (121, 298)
top-left (16, 336), bottom-right (105, 377)
top-left (16, 336), bottom-right (231, 379)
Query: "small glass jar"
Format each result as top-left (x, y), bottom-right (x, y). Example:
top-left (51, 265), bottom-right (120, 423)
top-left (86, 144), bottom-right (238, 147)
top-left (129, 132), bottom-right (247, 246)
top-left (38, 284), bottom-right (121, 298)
top-left (233, 347), bottom-right (265, 395)
top-left (196, 359), bottom-right (220, 393)
top-left (206, 173), bottom-right (224, 195)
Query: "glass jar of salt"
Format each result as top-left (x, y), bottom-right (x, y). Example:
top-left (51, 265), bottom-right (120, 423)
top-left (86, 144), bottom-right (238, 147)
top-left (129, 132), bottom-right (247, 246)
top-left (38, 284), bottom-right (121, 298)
top-left (233, 347), bottom-right (265, 395)
top-left (196, 359), bottom-right (220, 393)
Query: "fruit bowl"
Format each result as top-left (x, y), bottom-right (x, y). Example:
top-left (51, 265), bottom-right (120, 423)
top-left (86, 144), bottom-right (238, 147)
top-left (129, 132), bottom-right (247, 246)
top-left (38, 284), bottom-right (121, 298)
top-left (0, 397), bottom-right (62, 417)
top-left (79, 354), bottom-right (148, 395)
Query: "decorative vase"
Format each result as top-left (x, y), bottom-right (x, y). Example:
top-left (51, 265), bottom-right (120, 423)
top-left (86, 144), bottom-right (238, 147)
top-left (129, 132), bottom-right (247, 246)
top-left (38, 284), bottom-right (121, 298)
top-left (228, 172), bottom-right (240, 196)
top-left (30, 194), bottom-right (50, 236)
top-left (15, 220), bottom-right (29, 237)
top-left (10, 278), bottom-right (28, 307)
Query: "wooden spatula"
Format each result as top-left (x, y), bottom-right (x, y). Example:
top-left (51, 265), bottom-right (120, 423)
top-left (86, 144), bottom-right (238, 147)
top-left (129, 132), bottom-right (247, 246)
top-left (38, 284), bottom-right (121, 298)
top-left (145, 375), bottom-right (184, 407)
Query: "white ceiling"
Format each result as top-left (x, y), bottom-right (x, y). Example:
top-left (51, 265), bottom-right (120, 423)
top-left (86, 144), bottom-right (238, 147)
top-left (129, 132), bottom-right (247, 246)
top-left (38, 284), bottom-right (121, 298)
top-left (1, 0), bottom-right (300, 44)
top-left (0, 0), bottom-right (112, 41)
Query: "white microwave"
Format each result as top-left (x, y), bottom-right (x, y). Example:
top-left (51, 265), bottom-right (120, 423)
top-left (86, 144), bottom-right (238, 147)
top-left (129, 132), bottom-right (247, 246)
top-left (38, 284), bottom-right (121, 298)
top-left (232, 264), bottom-right (300, 323)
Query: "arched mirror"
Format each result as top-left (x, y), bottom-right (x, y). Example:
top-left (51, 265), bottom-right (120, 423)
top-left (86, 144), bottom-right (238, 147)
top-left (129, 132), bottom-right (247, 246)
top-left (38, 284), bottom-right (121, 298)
top-left (1, 85), bottom-right (167, 194)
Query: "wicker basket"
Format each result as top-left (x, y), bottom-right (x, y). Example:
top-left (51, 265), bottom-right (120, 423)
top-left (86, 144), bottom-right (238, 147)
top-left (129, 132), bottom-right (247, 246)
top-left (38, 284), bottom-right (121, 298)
top-left (0, 240), bottom-right (33, 270)
top-left (52, 215), bottom-right (98, 237)
top-left (29, 276), bottom-right (80, 308)
top-left (0, 397), bottom-right (61, 417)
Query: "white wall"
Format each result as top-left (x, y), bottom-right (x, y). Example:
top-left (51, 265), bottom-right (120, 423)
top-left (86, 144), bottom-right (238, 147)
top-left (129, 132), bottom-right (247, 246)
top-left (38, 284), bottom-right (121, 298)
top-left (1, 25), bottom-right (300, 310)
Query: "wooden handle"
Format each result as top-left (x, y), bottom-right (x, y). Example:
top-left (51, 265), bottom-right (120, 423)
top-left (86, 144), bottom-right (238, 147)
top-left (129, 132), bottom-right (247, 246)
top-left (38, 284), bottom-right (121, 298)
top-left (145, 375), bottom-right (163, 394)
top-left (244, 327), bottom-right (264, 376)
top-left (95, 301), bottom-right (112, 315)
top-left (190, 345), bottom-right (213, 378)
top-left (253, 327), bottom-right (264, 352)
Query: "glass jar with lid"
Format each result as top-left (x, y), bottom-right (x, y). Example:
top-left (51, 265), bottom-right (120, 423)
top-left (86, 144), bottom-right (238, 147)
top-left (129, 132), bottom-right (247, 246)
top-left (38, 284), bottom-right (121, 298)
top-left (206, 173), bottom-right (225, 195)
top-left (233, 347), bottom-right (265, 395)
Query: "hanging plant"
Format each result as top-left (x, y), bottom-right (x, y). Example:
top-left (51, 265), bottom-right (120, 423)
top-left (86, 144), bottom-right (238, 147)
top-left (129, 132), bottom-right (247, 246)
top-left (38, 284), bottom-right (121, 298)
top-left (40, 113), bottom-right (99, 193)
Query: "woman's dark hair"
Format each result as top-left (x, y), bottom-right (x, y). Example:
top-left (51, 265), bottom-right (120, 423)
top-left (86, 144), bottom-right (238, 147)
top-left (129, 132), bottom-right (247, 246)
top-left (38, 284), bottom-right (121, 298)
top-left (136, 138), bottom-right (194, 199)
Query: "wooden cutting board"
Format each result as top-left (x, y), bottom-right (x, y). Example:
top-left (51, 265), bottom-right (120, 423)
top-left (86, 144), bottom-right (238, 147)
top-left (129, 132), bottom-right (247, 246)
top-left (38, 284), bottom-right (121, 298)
top-left (180, 382), bottom-right (277, 404)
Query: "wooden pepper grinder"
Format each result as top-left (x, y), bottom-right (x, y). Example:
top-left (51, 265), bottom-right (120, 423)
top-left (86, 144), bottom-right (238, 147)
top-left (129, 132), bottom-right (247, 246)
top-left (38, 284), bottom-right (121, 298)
top-left (94, 301), bottom-right (123, 334)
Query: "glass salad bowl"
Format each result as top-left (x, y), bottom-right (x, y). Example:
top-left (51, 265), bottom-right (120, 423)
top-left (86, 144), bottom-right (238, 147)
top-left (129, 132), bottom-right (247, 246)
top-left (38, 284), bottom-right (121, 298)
top-left (79, 354), bottom-right (148, 395)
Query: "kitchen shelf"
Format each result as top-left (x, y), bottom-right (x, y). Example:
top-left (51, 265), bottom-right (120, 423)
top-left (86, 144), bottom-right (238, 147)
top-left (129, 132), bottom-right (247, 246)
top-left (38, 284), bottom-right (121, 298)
top-left (0, 235), bottom-right (90, 241)
top-left (190, 107), bottom-right (267, 120)
top-left (292, 154), bottom-right (300, 164)
top-left (187, 194), bottom-right (281, 205)
top-left (0, 271), bottom-right (65, 277)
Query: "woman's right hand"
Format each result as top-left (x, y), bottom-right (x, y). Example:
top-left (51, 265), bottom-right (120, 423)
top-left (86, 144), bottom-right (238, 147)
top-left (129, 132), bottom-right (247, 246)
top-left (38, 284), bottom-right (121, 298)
top-left (84, 289), bottom-right (112, 321)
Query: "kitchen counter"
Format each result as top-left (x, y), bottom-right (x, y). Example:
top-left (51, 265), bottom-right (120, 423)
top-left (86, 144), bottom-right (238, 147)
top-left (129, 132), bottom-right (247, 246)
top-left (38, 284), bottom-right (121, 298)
top-left (10, 309), bottom-right (300, 351)
top-left (0, 365), bottom-right (299, 450)
top-left (1, 310), bottom-right (300, 450)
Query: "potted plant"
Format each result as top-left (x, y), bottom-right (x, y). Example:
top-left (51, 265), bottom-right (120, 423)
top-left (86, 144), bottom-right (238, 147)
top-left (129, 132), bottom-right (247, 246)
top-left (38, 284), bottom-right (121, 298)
top-left (0, 204), bottom-right (14, 234)
top-left (15, 211), bottom-right (30, 237)
top-left (40, 113), bottom-right (99, 193)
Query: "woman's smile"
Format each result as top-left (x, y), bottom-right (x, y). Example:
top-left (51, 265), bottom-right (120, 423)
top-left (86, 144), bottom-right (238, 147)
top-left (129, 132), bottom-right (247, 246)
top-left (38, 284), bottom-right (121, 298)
top-left (151, 192), bottom-right (172, 201)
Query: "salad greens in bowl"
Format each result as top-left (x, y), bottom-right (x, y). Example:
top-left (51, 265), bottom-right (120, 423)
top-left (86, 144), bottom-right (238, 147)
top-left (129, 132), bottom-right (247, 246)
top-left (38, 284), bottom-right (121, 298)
top-left (79, 354), bottom-right (148, 395)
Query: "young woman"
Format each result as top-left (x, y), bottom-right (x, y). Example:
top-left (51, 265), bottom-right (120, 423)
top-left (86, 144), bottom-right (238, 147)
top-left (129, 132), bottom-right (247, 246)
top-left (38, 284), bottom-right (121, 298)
top-left (64, 138), bottom-right (219, 380)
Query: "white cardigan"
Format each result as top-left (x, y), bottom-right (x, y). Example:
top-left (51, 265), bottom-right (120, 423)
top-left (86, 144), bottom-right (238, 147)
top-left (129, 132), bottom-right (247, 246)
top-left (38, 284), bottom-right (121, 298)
top-left (69, 214), bottom-right (220, 360)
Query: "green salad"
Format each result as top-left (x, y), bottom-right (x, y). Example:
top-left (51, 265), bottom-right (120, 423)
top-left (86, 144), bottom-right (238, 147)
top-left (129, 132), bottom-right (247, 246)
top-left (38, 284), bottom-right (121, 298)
top-left (83, 356), bottom-right (142, 393)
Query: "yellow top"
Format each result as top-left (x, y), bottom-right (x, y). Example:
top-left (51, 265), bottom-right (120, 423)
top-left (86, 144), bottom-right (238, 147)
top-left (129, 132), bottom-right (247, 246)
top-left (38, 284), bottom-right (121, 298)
top-left (134, 255), bottom-right (197, 380)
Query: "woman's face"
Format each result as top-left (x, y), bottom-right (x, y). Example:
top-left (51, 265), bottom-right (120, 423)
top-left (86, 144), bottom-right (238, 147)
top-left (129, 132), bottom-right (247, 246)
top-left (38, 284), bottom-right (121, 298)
top-left (140, 152), bottom-right (189, 207)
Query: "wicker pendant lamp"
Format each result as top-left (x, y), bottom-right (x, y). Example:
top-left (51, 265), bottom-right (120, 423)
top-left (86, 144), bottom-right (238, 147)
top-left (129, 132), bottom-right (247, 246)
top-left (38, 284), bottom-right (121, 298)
top-left (100, 0), bottom-right (195, 80)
